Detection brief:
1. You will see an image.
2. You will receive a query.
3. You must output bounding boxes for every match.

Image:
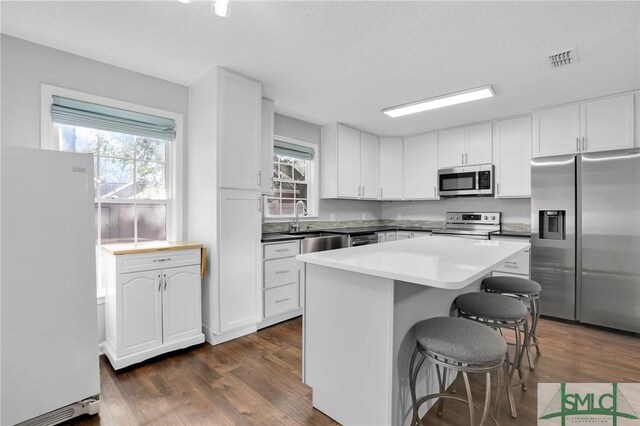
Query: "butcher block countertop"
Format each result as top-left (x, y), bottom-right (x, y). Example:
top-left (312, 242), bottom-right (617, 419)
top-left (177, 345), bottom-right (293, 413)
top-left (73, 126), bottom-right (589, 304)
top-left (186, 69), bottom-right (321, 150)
top-left (101, 241), bottom-right (203, 255)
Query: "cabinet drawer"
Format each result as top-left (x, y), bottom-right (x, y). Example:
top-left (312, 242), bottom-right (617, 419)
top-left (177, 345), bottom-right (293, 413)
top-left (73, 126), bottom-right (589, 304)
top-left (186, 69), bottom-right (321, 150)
top-left (264, 257), bottom-right (299, 289)
top-left (264, 283), bottom-right (299, 318)
top-left (494, 249), bottom-right (530, 275)
top-left (117, 249), bottom-right (201, 274)
top-left (264, 241), bottom-right (299, 260)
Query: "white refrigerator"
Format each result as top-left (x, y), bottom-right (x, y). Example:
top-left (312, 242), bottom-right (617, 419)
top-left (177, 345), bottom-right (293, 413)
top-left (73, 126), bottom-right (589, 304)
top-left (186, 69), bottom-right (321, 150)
top-left (1, 148), bottom-right (100, 425)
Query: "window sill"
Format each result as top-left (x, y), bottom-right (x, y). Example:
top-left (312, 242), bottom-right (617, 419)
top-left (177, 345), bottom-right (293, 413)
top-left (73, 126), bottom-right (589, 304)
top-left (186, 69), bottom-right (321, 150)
top-left (263, 215), bottom-right (319, 223)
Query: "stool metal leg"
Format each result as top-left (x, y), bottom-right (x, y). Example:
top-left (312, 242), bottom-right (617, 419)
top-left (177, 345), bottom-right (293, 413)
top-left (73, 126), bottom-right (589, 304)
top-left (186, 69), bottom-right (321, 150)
top-left (462, 371), bottom-right (475, 426)
top-left (436, 364), bottom-right (448, 416)
top-left (409, 346), bottom-right (425, 426)
top-left (480, 372), bottom-right (491, 426)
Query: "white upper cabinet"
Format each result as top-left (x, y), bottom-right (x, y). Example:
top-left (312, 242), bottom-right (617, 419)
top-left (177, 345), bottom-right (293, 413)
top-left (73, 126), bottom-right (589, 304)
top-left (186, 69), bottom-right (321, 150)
top-left (580, 94), bottom-right (635, 153)
top-left (532, 104), bottom-right (580, 157)
top-left (466, 123), bottom-right (493, 165)
top-left (260, 98), bottom-right (275, 194)
top-left (437, 127), bottom-right (466, 168)
top-left (533, 93), bottom-right (636, 158)
top-left (360, 132), bottom-right (380, 199)
top-left (379, 137), bottom-right (404, 200)
top-left (337, 124), bottom-right (361, 198)
top-left (493, 116), bottom-right (532, 198)
top-left (322, 123), bottom-right (380, 199)
top-left (219, 69), bottom-right (262, 190)
top-left (404, 132), bottom-right (438, 199)
top-left (438, 123), bottom-right (492, 168)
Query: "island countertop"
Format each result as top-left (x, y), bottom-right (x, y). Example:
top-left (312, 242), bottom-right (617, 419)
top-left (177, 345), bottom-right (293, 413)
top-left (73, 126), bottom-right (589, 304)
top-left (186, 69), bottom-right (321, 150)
top-left (297, 235), bottom-right (530, 290)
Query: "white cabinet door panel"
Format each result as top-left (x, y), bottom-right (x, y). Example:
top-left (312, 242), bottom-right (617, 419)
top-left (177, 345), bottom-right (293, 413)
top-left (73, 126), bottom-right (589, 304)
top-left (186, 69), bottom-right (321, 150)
top-left (162, 265), bottom-right (201, 344)
top-left (118, 270), bottom-right (163, 356)
top-left (337, 125), bottom-right (361, 198)
top-left (581, 94), bottom-right (635, 153)
top-left (360, 132), bottom-right (380, 199)
top-left (404, 132), bottom-right (438, 199)
top-left (466, 123), bottom-right (492, 165)
top-left (533, 104), bottom-right (579, 158)
top-left (260, 99), bottom-right (275, 193)
top-left (219, 189), bottom-right (260, 332)
top-left (379, 137), bottom-right (404, 199)
top-left (219, 70), bottom-right (262, 190)
top-left (437, 127), bottom-right (466, 168)
top-left (493, 116), bottom-right (531, 198)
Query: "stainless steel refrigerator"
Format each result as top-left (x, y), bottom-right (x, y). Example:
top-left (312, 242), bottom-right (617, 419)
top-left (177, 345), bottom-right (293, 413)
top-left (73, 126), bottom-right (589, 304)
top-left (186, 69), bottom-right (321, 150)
top-left (531, 148), bottom-right (640, 333)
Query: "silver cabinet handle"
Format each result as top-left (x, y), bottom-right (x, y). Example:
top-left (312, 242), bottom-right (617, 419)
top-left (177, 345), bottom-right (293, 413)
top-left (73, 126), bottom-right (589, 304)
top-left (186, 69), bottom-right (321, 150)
top-left (465, 153), bottom-right (468, 164)
top-left (497, 182), bottom-right (500, 195)
top-left (163, 274), bottom-right (167, 290)
top-left (275, 248), bottom-right (289, 253)
top-left (275, 270), bottom-right (290, 275)
top-left (582, 136), bottom-right (586, 151)
top-left (258, 170), bottom-right (262, 186)
top-left (433, 186), bottom-right (436, 197)
top-left (357, 185), bottom-right (361, 197)
top-left (257, 198), bottom-right (262, 212)
top-left (576, 137), bottom-right (580, 152)
top-left (362, 186), bottom-right (365, 197)
top-left (275, 298), bottom-right (290, 303)
top-left (505, 261), bottom-right (518, 268)
top-left (153, 258), bottom-right (171, 263)
top-left (461, 153), bottom-right (464, 164)
top-left (157, 274), bottom-right (162, 291)
top-left (380, 187), bottom-right (383, 198)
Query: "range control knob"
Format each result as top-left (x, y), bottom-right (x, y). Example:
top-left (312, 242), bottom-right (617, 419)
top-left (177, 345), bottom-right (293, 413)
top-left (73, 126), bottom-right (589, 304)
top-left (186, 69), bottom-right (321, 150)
top-left (449, 215), bottom-right (453, 219)
top-left (491, 216), bottom-right (496, 220)
top-left (456, 215), bottom-right (460, 220)
top-left (483, 215), bottom-right (488, 220)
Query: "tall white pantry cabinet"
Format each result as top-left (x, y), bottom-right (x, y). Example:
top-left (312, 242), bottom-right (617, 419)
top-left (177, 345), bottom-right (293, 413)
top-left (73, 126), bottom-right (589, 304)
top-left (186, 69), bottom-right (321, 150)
top-left (188, 67), bottom-right (265, 345)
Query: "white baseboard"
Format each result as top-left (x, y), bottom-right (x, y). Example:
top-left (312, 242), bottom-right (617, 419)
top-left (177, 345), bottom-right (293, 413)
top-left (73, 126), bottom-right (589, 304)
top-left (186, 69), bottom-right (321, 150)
top-left (202, 323), bottom-right (257, 346)
top-left (258, 309), bottom-right (302, 330)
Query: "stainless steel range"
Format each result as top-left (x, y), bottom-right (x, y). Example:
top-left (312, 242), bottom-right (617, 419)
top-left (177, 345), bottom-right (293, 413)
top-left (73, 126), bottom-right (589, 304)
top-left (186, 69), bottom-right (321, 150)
top-left (432, 212), bottom-right (501, 240)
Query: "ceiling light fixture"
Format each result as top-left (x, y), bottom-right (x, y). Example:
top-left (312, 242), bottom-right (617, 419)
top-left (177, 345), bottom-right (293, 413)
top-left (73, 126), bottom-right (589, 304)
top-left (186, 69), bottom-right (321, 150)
top-left (212, 0), bottom-right (230, 17)
top-left (382, 85), bottom-right (495, 118)
top-left (177, 0), bottom-right (230, 17)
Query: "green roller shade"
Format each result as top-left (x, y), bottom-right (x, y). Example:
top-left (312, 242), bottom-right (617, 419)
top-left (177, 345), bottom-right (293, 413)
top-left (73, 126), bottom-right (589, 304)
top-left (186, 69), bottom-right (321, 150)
top-left (274, 140), bottom-right (315, 160)
top-left (51, 96), bottom-right (176, 140)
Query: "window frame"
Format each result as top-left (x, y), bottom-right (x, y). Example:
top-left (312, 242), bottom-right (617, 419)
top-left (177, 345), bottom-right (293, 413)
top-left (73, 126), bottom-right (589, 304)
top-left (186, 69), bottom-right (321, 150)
top-left (263, 135), bottom-right (319, 221)
top-left (40, 84), bottom-right (184, 244)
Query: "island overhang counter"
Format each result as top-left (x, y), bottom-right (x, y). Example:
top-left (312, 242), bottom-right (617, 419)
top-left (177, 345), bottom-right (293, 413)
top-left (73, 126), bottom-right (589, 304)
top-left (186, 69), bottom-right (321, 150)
top-left (296, 235), bottom-right (530, 426)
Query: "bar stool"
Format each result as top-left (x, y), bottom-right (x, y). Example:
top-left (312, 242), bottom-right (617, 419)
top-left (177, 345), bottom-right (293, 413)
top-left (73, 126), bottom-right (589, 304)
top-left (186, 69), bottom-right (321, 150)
top-left (483, 276), bottom-right (542, 370)
top-left (453, 292), bottom-right (529, 418)
top-left (409, 317), bottom-right (508, 426)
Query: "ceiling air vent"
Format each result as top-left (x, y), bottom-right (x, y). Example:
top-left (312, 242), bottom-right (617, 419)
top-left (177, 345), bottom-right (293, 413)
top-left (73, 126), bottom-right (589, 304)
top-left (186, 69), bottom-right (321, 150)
top-left (548, 48), bottom-right (577, 68)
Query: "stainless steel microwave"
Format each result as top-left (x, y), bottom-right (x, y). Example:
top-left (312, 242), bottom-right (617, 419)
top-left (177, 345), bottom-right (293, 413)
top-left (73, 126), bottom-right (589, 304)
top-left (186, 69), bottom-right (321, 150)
top-left (438, 164), bottom-right (494, 197)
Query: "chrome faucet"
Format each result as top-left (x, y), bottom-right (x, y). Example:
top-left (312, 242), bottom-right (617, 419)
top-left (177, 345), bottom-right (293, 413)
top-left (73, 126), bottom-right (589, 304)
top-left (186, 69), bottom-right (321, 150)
top-left (290, 200), bottom-right (308, 233)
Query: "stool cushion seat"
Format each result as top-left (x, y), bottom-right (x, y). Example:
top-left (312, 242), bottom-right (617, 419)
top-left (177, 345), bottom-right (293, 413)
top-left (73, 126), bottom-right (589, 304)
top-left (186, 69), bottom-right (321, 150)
top-left (483, 276), bottom-right (542, 294)
top-left (415, 317), bottom-right (507, 364)
top-left (456, 292), bottom-right (528, 321)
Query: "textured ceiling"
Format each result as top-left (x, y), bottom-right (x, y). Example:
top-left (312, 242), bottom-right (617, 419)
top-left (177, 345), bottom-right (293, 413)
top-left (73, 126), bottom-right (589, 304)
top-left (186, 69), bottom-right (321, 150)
top-left (2, 1), bottom-right (639, 136)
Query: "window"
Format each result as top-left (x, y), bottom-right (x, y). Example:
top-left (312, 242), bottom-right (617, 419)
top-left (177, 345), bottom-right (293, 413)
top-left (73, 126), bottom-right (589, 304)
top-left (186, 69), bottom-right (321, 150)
top-left (265, 137), bottom-right (317, 218)
top-left (56, 125), bottom-right (169, 244)
top-left (42, 85), bottom-right (183, 247)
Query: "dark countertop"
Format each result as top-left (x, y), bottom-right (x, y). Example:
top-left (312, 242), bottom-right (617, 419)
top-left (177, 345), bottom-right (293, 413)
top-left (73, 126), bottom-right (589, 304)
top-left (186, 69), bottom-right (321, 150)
top-left (261, 226), bottom-right (439, 242)
top-left (490, 230), bottom-right (531, 238)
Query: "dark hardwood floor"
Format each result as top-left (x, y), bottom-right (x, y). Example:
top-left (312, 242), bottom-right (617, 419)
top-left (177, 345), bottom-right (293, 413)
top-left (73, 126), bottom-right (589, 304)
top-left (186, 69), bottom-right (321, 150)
top-left (68, 316), bottom-right (639, 426)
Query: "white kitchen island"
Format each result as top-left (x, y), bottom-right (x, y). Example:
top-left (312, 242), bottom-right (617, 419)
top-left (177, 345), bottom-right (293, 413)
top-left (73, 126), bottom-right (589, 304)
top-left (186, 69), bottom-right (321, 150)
top-left (297, 235), bottom-right (530, 426)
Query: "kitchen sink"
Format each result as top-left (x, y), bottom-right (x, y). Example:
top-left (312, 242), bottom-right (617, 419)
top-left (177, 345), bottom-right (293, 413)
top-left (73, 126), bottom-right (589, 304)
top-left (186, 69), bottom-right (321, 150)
top-left (300, 233), bottom-right (348, 254)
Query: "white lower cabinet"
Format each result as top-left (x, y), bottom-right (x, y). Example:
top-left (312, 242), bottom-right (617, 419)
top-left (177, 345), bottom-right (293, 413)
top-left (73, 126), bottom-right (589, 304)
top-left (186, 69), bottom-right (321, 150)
top-left (103, 249), bottom-right (204, 370)
top-left (259, 241), bottom-right (302, 329)
top-left (490, 235), bottom-right (531, 279)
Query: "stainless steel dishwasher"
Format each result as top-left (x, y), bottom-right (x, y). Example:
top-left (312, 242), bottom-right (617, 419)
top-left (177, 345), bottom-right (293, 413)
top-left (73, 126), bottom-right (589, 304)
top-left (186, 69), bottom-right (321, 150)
top-left (349, 233), bottom-right (379, 247)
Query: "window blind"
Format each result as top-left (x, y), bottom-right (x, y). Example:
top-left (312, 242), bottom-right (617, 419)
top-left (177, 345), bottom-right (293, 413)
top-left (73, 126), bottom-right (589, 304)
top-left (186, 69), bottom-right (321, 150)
top-left (273, 140), bottom-right (315, 160)
top-left (51, 96), bottom-right (176, 140)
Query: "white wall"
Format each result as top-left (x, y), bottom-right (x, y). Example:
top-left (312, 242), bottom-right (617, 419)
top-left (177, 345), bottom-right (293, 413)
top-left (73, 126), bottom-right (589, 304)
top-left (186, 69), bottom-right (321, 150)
top-left (382, 198), bottom-right (531, 224)
top-left (274, 113), bottom-right (383, 221)
top-left (0, 35), bottom-right (190, 344)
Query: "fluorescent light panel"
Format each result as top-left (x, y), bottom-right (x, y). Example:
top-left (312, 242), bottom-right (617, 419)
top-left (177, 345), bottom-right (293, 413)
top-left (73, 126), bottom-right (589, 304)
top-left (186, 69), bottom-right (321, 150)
top-left (382, 85), bottom-right (495, 118)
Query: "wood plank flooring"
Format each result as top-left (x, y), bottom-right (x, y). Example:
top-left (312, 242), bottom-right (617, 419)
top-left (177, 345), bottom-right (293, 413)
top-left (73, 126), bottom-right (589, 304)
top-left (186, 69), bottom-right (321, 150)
top-left (68, 316), bottom-right (639, 426)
